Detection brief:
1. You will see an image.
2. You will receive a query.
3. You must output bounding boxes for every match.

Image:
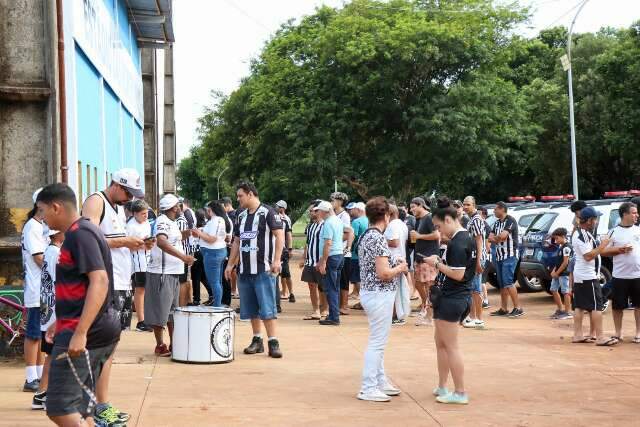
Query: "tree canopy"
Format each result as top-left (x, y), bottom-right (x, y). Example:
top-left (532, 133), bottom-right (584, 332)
top-left (178, 0), bottom-right (640, 217)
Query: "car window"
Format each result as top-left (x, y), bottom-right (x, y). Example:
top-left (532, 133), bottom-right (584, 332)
top-left (608, 209), bottom-right (621, 230)
top-left (486, 215), bottom-right (497, 228)
top-left (527, 212), bottom-right (558, 233)
top-left (518, 214), bottom-right (539, 229)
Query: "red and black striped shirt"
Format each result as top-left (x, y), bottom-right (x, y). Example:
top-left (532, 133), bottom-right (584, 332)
top-left (55, 218), bottom-right (120, 349)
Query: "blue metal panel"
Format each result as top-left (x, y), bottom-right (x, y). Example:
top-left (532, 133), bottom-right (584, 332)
top-left (104, 83), bottom-right (122, 177)
top-left (122, 109), bottom-right (134, 169)
top-left (135, 122), bottom-right (144, 191)
top-left (116, 0), bottom-right (132, 57)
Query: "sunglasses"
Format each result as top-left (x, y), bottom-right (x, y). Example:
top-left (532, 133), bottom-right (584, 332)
top-left (120, 185), bottom-right (133, 200)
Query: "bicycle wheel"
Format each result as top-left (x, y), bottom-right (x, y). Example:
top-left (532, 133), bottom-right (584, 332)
top-left (0, 293), bottom-right (24, 328)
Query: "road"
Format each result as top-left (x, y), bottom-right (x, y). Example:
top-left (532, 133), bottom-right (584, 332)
top-left (2, 261), bottom-right (639, 426)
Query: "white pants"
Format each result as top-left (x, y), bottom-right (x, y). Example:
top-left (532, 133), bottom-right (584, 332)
top-left (360, 290), bottom-right (395, 393)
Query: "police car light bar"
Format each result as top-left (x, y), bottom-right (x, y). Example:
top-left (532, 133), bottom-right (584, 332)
top-left (507, 196), bottom-right (536, 202)
top-left (604, 191), bottom-right (629, 198)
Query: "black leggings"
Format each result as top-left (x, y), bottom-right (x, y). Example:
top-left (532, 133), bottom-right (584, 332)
top-left (191, 250), bottom-right (212, 303)
top-left (221, 254), bottom-right (232, 306)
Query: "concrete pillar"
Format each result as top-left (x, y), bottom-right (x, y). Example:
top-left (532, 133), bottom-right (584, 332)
top-left (163, 45), bottom-right (176, 194)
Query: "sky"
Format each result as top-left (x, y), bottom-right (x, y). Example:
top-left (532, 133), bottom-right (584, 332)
top-left (173, 0), bottom-right (640, 162)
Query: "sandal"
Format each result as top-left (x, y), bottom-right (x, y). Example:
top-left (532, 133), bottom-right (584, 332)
top-left (596, 337), bottom-right (619, 347)
top-left (303, 314), bottom-right (320, 320)
top-left (351, 302), bottom-right (363, 310)
top-left (572, 337), bottom-right (592, 344)
top-left (340, 310), bottom-right (350, 316)
top-left (586, 336), bottom-right (596, 342)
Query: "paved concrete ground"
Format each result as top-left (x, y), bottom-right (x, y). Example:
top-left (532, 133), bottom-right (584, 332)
top-left (2, 266), bottom-right (640, 426)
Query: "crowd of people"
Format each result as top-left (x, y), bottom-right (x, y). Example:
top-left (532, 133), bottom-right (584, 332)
top-left (18, 171), bottom-right (640, 424)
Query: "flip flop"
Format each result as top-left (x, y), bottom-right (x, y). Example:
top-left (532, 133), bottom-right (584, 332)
top-left (340, 310), bottom-right (350, 316)
top-left (572, 337), bottom-right (592, 344)
top-left (303, 314), bottom-right (320, 320)
top-left (351, 302), bottom-right (363, 310)
top-left (596, 337), bottom-right (619, 347)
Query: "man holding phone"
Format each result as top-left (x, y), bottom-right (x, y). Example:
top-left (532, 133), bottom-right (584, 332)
top-left (601, 202), bottom-right (640, 342)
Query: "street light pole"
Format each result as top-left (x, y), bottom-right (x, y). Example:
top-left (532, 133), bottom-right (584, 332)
top-left (566, 0), bottom-right (589, 200)
top-left (217, 166), bottom-right (229, 200)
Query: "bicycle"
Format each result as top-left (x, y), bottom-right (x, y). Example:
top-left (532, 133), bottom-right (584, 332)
top-left (0, 292), bottom-right (26, 346)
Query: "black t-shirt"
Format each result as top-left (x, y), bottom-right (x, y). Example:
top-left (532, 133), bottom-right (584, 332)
top-left (404, 215), bottom-right (416, 250)
top-left (55, 218), bottom-right (120, 349)
top-left (460, 215), bottom-right (470, 229)
top-left (553, 243), bottom-right (573, 276)
top-left (438, 230), bottom-right (476, 298)
top-left (415, 214), bottom-right (439, 257)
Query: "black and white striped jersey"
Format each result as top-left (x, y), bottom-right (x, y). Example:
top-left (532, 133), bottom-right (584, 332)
top-left (304, 220), bottom-right (324, 267)
top-left (176, 214), bottom-right (194, 256)
top-left (234, 204), bottom-right (283, 275)
top-left (491, 215), bottom-right (518, 261)
top-left (466, 211), bottom-right (487, 263)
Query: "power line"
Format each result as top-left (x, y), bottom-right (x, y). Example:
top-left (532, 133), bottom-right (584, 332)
top-left (223, 0), bottom-right (271, 31)
top-left (542, 0), bottom-right (586, 29)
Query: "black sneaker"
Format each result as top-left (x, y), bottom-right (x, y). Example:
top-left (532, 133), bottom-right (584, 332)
top-left (277, 306), bottom-right (282, 314)
top-left (23, 379), bottom-right (39, 392)
top-left (135, 321), bottom-right (152, 332)
top-left (187, 302), bottom-right (199, 307)
top-left (288, 294), bottom-right (296, 303)
top-left (508, 308), bottom-right (525, 318)
top-left (31, 391), bottom-right (46, 410)
top-left (268, 339), bottom-right (283, 358)
top-left (490, 308), bottom-right (509, 316)
top-left (243, 336), bottom-right (264, 354)
top-left (319, 319), bottom-right (340, 326)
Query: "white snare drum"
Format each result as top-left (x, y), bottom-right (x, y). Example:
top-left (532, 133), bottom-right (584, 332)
top-left (172, 306), bottom-right (235, 364)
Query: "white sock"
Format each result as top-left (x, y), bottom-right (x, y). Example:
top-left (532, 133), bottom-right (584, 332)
top-left (253, 334), bottom-right (262, 339)
top-left (268, 336), bottom-right (277, 341)
top-left (36, 365), bottom-right (43, 379)
top-left (25, 366), bottom-right (38, 382)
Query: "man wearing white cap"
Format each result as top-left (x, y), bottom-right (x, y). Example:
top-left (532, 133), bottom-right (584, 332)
top-left (21, 188), bottom-right (48, 392)
top-left (275, 200), bottom-right (295, 303)
top-left (315, 201), bottom-right (345, 325)
top-left (146, 194), bottom-right (195, 356)
top-left (81, 168), bottom-right (150, 424)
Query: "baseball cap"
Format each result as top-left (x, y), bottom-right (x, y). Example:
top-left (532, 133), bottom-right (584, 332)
top-left (346, 202), bottom-right (356, 210)
top-left (452, 200), bottom-right (463, 208)
top-left (112, 168), bottom-right (144, 198)
top-left (355, 202), bottom-right (366, 211)
top-left (579, 206), bottom-right (603, 220)
top-left (275, 200), bottom-right (287, 209)
top-left (32, 188), bottom-right (43, 204)
top-left (313, 201), bottom-right (333, 212)
top-left (159, 194), bottom-right (180, 211)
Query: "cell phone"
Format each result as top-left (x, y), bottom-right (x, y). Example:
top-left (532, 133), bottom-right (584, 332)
top-left (144, 236), bottom-right (155, 242)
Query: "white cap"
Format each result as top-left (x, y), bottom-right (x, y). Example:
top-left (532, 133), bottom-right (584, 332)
top-left (112, 168), bottom-right (144, 198)
top-left (313, 201), bottom-right (333, 212)
top-left (32, 188), bottom-right (43, 204)
top-left (355, 202), bottom-right (366, 211)
top-left (159, 194), bottom-right (180, 211)
top-left (275, 200), bottom-right (287, 209)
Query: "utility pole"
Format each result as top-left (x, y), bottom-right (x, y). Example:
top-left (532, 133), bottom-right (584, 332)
top-left (563, 0), bottom-right (589, 200)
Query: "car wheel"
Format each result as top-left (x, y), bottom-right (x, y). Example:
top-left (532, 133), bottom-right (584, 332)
top-left (517, 271), bottom-right (545, 293)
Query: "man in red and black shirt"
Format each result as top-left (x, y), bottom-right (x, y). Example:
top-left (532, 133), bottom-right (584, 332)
top-left (37, 183), bottom-right (120, 426)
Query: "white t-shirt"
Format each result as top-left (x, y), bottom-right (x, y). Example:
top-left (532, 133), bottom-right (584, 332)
top-left (21, 218), bottom-right (48, 308)
top-left (126, 218), bottom-right (152, 273)
top-left (384, 218), bottom-right (408, 260)
top-left (200, 216), bottom-right (227, 250)
top-left (336, 210), bottom-right (352, 258)
top-left (572, 228), bottom-right (600, 282)
top-left (148, 214), bottom-right (185, 275)
top-left (40, 244), bottom-right (60, 331)
top-left (607, 224), bottom-right (640, 279)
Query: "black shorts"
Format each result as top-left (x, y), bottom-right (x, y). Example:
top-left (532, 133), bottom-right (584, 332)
top-left (301, 265), bottom-right (322, 285)
top-left (133, 272), bottom-right (147, 288)
top-left (349, 258), bottom-right (361, 284)
top-left (46, 342), bottom-right (117, 418)
top-left (611, 277), bottom-right (640, 310)
top-left (340, 258), bottom-right (351, 291)
top-left (179, 264), bottom-right (189, 283)
top-left (573, 279), bottom-right (604, 312)
top-left (280, 258), bottom-right (291, 279)
top-left (433, 296), bottom-right (471, 324)
top-left (40, 331), bottom-right (53, 355)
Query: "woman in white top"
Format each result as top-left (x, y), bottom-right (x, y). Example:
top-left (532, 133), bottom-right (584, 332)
top-left (192, 201), bottom-right (231, 307)
top-left (126, 200), bottom-right (154, 332)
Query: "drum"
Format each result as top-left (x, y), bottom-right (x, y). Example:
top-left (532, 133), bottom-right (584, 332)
top-left (172, 306), bottom-right (235, 364)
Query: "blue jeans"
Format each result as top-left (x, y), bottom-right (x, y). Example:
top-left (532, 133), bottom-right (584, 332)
top-left (322, 254), bottom-right (344, 322)
top-left (238, 272), bottom-right (277, 320)
top-left (201, 247), bottom-right (227, 307)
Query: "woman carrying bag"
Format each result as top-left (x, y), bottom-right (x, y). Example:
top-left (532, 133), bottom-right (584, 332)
top-left (356, 197), bottom-right (408, 402)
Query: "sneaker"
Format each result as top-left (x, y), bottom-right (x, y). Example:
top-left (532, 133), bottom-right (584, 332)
top-left (415, 309), bottom-right (432, 326)
top-left (135, 321), bottom-right (152, 332)
top-left (23, 379), bottom-right (39, 392)
top-left (482, 300), bottom-right (491, 309)
top-left (436, 391), bottom-right (469, 405)
top-left (268, 338), bottom-right (282, 358)
top-left (379, 381), bottom-right (401, 396)
top-left (557, 311), bottom-right (573, 320)
top-left (549, 309), bottom-right (563, 319)
top-left (95, 404), bottom-right (129, 426)
top-left (474, 319), bottom-right (485, 328)
top-left (154, 343), bottom-right (171, 357)
top-left (31, 391), bottom-right (46, 410)
top-left (319, 319), bottom-right (340, 326)
top-left (432, 386), bottom-right (449, 397)
top-left (490, 308), bottom-right (509, 316)
top-left (462, 318), bottom-right (476, 328)
top-left (508, 308), bottom-right (525, 318)
top-left (231, 293), bottom-right (240, 299)
top-left (244, 336), bottom-right (264, 354)
top-left (392, 319), bottom-right (406, 326)
top-left (357, 389), bottom-right (391, 402)
top-left (288, 294), bottom-right (296, 303)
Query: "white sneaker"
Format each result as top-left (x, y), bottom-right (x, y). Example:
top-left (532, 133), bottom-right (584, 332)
top-left (415, 309), bottom-right (432, 326)
top-left (379, 381), bottom-right (401, 396)
top-left (462, 318), bottom-right (476, 328)
top-left (474, 320), bottom-right (485, 328)
top-left (357, 389), bottom-right (391, 402)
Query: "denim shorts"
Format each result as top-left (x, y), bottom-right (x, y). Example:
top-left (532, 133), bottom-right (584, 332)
top-left (496, 256), bottom-right (517, 289)
top-left (25, 307), bottom-right (41, 340)
top-left (471, 260), bottom-right (487, 294)
top-left (550, 275), bottom-right (570, 293)
top-left (238, 272), bottom-right (277, 321)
